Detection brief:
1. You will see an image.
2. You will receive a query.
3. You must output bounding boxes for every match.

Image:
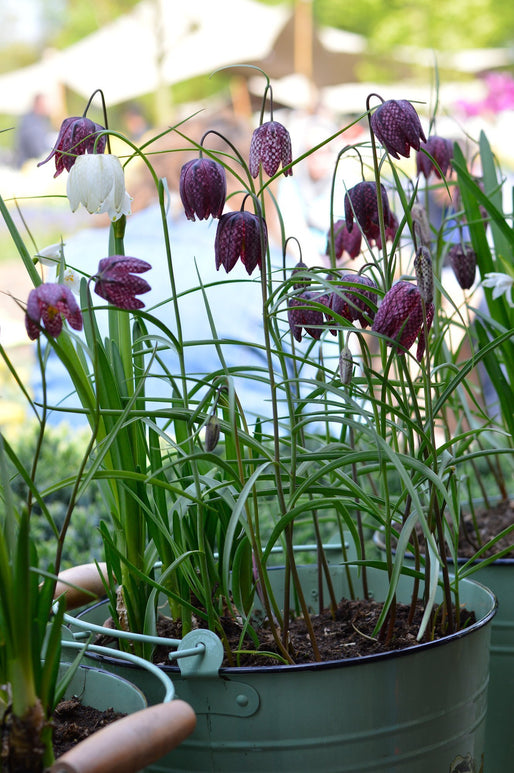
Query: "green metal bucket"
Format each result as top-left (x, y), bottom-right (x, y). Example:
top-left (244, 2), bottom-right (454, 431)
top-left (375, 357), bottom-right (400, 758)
top-left (460, 559), bottom-right (514, 770)
top-left (58, 660), bottom-right (147, 715)
top-left (373, 529), bottom-right (514, 769)
top-left (70, 565), bottom-right (495, 772)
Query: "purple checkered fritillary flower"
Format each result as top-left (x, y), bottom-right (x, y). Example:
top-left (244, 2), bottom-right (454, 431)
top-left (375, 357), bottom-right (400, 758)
top-left (287, 291), bottom-right (331, 342)
top-left (38, 116), bottom-right (106, 177)
top-left (448, 244), bottom-right (477, 290)
top-left (93, 256), bottom-right (151, 310)
top-left (344, 182), bottom-right (394, 245)
top-left (372, 280), bottom-right (434, 362)
top-left (179, 157), bottom-right (226, 221)
top-left (249, 121), bottom-right (293, 179)
top-left (25, 283), bottom-right (83, 340)
top-left (370, 99), bottom-right (426, 159)
top-left (214, 210), bottom-right (267, 275)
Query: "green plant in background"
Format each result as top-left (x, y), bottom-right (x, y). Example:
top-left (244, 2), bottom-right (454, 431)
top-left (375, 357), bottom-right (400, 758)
top-left (0, 423), bottom-right (105, 570)
top-left (453, 133), bottom-right (514, 440)
top-left (2, 69), bottom-right (513, 680)
top-left (0, 353), bottom-right (99, 771)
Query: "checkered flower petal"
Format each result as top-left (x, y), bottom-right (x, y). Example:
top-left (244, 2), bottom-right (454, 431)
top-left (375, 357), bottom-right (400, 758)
top-left (249, 121), bottom-right (293, 179)
top-left (38, 116), bottom-right (106, 177)
top-left (287, 292), bottom-right (330, 342)
top-left (371, 99), bottom-right (426, 160)
top-left (417, 135), bottom-right (454, 179)
top-left (214, 211), bottom-right (267, 275)
top-left (179, 157), bottom-right (227, 221)
top-left (344, 182), bottom-right (392, 243)
top-left (93, 256), bottom-right (151, 310)
top-left (372, 280), bottom-right (434, 362)
top-left (25, 282), bottom-right (83, 340)
top-left (326, 220), bottom-right (362, 261)
top-left (329, 273), bottom-right (378, 330)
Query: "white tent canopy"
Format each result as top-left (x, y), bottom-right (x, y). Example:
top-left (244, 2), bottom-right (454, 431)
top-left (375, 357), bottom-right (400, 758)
top-left (0, 0), bottom-right (290, 115)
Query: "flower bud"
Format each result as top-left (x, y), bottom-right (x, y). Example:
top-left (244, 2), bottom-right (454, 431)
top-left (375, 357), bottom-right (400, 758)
top-left (414, 245), bottom-right (434, 303)
top-left (291, 260), bottom-right (311, 290)
top-left (448, 244), bottom-right (477, 290)
top-left (410, 203), bottom-right (431, 247)
top-left (339, 346), bottom-right (353, 385)
top-left (205, 414), bottom-right (221, 452)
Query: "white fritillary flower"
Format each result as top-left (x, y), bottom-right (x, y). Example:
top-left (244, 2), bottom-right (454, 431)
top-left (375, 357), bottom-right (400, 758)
top-left (36, 241), bottom-right (65, 268)
top-left (482, 272), bottom-right (514, 307)
top-left (62, 267), bottom-right (82, 295)
top-left (67, 154), bottom-right (132, 222)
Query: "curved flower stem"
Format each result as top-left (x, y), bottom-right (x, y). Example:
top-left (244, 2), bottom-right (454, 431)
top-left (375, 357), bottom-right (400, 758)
top-left (327, 145), bottom-right (359, 270)
top-left (419, 299), bottom-right (455, 634)
top-left (366, 93), bottom-right (391, 289)
top-left (83, 88), bottom-right (112, 154)
top-left (252, 195), bottom-right (321, 661)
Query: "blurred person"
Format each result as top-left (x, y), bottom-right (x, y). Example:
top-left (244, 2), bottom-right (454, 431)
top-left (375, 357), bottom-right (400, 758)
top-left (122, 102), bottom-right (150, 141)
top-left (277, 108), bottom-right (366, 267)
top-left (14, 93), bottom-right (54, 168)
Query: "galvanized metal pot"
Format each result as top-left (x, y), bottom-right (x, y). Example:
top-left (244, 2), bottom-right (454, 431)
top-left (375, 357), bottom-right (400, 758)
top-left (68, 564), bottom-right (495, 773)
top-left (374, 527), bottom-right (514, 770)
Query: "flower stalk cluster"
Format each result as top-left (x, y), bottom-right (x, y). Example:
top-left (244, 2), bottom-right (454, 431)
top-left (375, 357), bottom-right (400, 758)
top-left (0, 71), bottom-right (512, 741)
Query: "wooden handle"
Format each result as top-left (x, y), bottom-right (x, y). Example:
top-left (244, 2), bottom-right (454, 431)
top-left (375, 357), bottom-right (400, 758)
top-left (54, 563), bottom-right (111, 610)
top-left (49, 700), bottom-right (196, 773)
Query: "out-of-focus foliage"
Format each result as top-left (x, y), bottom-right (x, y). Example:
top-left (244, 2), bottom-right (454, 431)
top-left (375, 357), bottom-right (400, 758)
top-left (313, 0), bottom-right (514, 51)
top-left (48, 0), bottom-right (141, 48)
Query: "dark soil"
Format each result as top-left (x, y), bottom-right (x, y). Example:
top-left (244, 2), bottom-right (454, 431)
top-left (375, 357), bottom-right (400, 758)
top-left (92, 502), bottom-right (510, 669)
top-left (98, 594), bottom-right (475, 669)
top-left (407, 498), bottom-right (514, 561)
top-left (52, 696), bottom-right (126, 758)
top-left (456, 498), bottom-right (514, 559)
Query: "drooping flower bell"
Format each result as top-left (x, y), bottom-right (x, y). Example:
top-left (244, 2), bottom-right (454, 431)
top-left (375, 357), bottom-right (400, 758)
top-left (372, 280), bottom-right (434, 362)
top-left (214, 210), bottom-right (267, 275)
top-left (93, 256), bottom-right (151, 310)
top-left (67, 154), bottom-right (132, 222)
top-left (344, 182), bottom-right (394, 245)
top-left (328, 273), bottom-right (378, 329)
top-left (447, 244), bottom-right (477, 290)
top-left (376, 210), bottom-right (399, 250)
top-left (249, 120), bottom-right (293, 179)
top-left (38, 116), bottom-right (106, 177)
top-left (25, 282), bottom-right (83, 340)
top-left (416, 136), bottom-right (454, 179)
top-left (179, 157), bottom-right (226, 221)
top-left (326, 220), bottom-right (362, 262)
top-left (287, 291), bottom-right (330, 342)
top-left (370, 99), bottom-right (426, 159)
